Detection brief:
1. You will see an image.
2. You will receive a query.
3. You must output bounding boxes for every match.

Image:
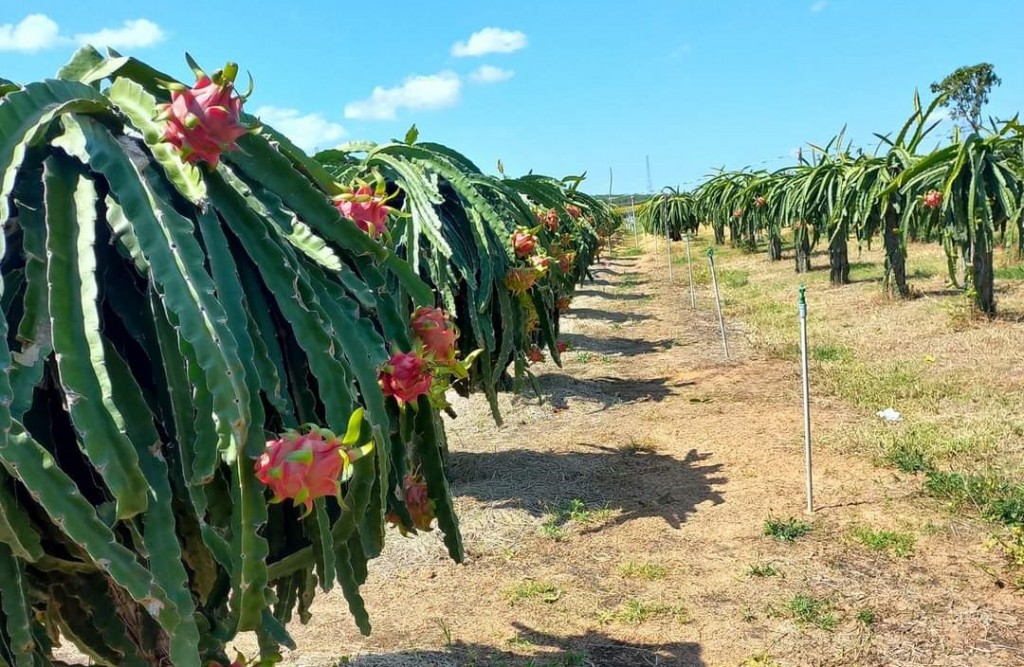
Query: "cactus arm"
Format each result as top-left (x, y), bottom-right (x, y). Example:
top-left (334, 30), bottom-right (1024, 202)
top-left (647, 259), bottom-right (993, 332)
top-left (308, 500), bottom-right (335, 592)
top-left (52, 114), bottom-right (250, 465)
top-left (1, 422), bottom-right (180, 632)
top-left (0, 477), bottom-right (42, 562)
top-left (102, 341), bottom-right (201, 667)
top-left (42, 155), bottom-right (149, 519)
top-left (0, 544), bottom-right (36, 667)
top-left (230, 460), bottom-right (269, 633)
top-left (414, 396), bottom-right (463, 562)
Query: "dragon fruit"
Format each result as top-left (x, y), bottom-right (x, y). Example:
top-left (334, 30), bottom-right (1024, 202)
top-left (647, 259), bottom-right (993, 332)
top-left (411, 306), bottom-right (459, 364)
top-left (732, 208), bottom-right (744, 219)
top-left (403, 474), bottom-right (435, 531)
top-left (511, 229), bottom-right (538, 258)
top-left (379, 352), bottom-right (433, 405)
top-left (255, 431), bottom-right (344, 515)
top-left (544, 208), bottom-right (560, 231)
top-left (158, 61), bottom-right (249, 167)
top-left (753, 195), bottom-right (767, 208)
top-left (923, 190), bottom-right (943, 209)
top-left (556, 251), bottom-right (575, 273)
top-left (565, 204), bottom-right (582, 220)
top-left (505, 267), bottom-right (538, 294)
top-left (334, 185), bottom-right (393, 238)
top-left (556, 340), bottom-right (569, 354)
top-left (557, 297), bottom-right (571, 313)
top-left (527, 345), bottom-right (545, 363)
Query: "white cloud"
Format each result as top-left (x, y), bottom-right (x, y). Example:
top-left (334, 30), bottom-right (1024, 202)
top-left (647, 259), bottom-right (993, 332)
top-left (0, 14), bottom-right (165, 53)
top-left (75, 19), bottom-right (165, 49)
top-left (451, 27), bottom-right (527, 57)
top-left (0, 14), bottom-right (64, 52)
top-left (468, 65), bottom-right (514, 84)
top-left (255, 106), bottom-right (347, 152)
top-left (344, 72), bottom-right (462, 121)
top-left (810, 1), bottom-right (827, 12)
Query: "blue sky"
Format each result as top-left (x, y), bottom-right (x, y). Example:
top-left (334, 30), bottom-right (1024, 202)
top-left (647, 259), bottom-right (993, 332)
top-left (2, 1), bottom-right (1021, 195)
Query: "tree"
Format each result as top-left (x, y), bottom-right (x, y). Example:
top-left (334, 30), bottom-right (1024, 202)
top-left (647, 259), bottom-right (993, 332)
top-left (930, 63), bottom-right (1002, 131)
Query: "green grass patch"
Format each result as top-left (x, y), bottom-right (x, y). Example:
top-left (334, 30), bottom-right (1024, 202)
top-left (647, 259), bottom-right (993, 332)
top-left (924, 471), bottom-right (1024, 528)
top-left (540, 499), bottom-right (613, 540)
top-left (995, 265), bottom-right (1024, 280)
top-left (618, 561), bottom-right (668, 580)
top-left (718, 268), bottom-right (751, 289)
top-left (615, 246), bottom-right (644, 258)
top-left (849, 525), bottom-right (916, 557)
top-left (504, 580), bottom-right (562, 605)
top-left (785, 593), bottom-right (837, 630)
top-left (764, 515), bottom-right (812, 542)
top-left (745, 561), bottom-right (782, 578)
top-left (856, 607), bottom-right (877, 626)
top-left (811, 343), bottom-right (854, 363)
top-left (600, 598), bottom-right (687, 625)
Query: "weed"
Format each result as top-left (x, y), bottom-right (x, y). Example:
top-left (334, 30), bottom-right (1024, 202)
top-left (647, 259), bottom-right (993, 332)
top-left (719, 268), bottom-right (751, 288)
top-left (786, 593), bottom-right (837, 630)
top-left (849, 525), bottom-right (916, 557)
top-left (505, 580), bottom-right (562, 605)
top-left (741, 653), bottom-right (782, 667)
top-left (603, 598), bottom-right (685, 625)
top-left (856, 607), bottom-right (877, 626)
top-left (432, 617), bottom-right (454, 646)
top-left (764, 514), bottom-right (812, 542)
top-left (618, 561), bottom-right (668, 580)
top-left (505, 634), bottom-right (533, 649)
top-left (540, 522), bottom-right (568, 541)
top-left (925, 471), bottom-right (1024, 527)
top-left (741, 606), bottom-right (757, 622)
top-left (987, 526), bottom-right (1024, 566)
top-left (994, 264), bottom-right (1024, 280)
top-left (811, 343), bottom-right (853, 363)
top-left (574, 351), bottom-right (594, 364)
top-left (623, 437), bottom-right (658, 454)
top-left (746, 561), bottom-right (782, 577)
top-left (617, 246), bottom-right (644, 257)
top-left (540, 499), bottom-right (612, 539)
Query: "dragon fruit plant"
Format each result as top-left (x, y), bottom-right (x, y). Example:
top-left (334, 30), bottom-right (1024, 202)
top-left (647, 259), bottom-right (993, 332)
top-left (0, 49), bottom-right (467, 666)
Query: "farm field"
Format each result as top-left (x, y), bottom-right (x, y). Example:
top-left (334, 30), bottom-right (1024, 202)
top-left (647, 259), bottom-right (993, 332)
top-left (246, 236), bottom-right (1024, 667)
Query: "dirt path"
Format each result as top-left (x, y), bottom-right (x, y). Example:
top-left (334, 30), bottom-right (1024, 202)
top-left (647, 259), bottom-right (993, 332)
top-left (271, 243), bottom-right (1024, 667)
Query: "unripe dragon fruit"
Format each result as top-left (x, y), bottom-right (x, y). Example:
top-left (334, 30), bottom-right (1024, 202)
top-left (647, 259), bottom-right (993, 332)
top-left (556, 251), bottom-right (576, 273)
top-left (511, 229), bottom-right (538, 258)
top-left (545, 208), bottom-right (561, 231)
top-left (379, 352), bottom-right (433, 405)
top-left (732, 208), bottom-right (744, 219)
top-left (531, 254), bottom-right (552, 273)
top-left (255, 431), bottom-right (344, 515)
top-left (334, 185), bottom-right (393, 238)
top-left (411, 306), bottom-right (459, 364)
top-left (527, 344), bottom-right (545, 363)
top-left (923, 189), bottom-right (943, 209)
top-left (403, 474), bottom-right (435, 531)
top-left (505, 267), bottom-right (538, 294)
top-left (565, 204), bottom-right (582, 220)
top-left (158, 60), bottom-right (250, 167)
top-left (753, 195), bottom-right (767, 208)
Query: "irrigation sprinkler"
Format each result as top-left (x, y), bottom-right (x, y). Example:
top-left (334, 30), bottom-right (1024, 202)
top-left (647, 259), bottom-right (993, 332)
top-left (798, 285), bottom-right (814, 514)
top-left (707, 248), bottom-right (729, 359)
top-left (684, 232), bottom-right (696, 309)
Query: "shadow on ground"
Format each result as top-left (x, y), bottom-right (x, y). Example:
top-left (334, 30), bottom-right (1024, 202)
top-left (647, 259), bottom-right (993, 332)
top-left (563, 307), bottom-right (655, 323)
top-left (344, 625), bottom-right (706, 666)
top-left (448, 444), bottom-right (725, 530)
top-left (533, 373), bottom-right (693, 410)
top-left (565, 334), bottom-right (676, 358)
top-left (571, 289), bottom-right (651, 301)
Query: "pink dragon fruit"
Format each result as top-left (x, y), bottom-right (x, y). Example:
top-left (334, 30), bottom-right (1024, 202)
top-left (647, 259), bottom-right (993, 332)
top-left (565, 204), bottom-right (582, 220)
top-left (379, 352), bottom-right (433, 405)
top-left (556, 251), bottom-right (575, 273)
top-left (923, 190), bottom-right (943, 209)
top-left (403, 474), bottom-right (435, 531)
top-left (159, 63), bottom-right (249, 167)
top-left (255, 431), bottom-right (344, 514)
top-left (556, 340), bottom-right (569, 354)
top-left (531, 255), bottom-right (552, 272)
top-left (557, 297), bottom-right (571, 313)
top-left (732, 208), bottom-right (744, 219)
top-left (544, 208), bottom-right (561, 231)
top-left (527, 345), bottom-right (545, 363)
top-left (511, 229), bottom-right (538, 258)
top-left (505, 267), bottom-right (538, 294)
top-left (411, 306), bottom-right (459, 364)
top-left (334, 185), bottom-right (393, 238)
top-left (753, 195), bottom-right (767, 208)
